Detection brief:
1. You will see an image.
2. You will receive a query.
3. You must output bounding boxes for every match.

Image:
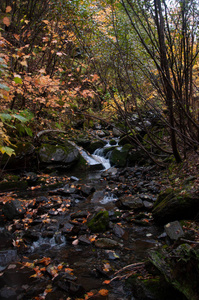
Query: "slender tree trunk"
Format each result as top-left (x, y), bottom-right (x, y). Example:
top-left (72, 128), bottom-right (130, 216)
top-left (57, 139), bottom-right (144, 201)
top-left (154, 0), bottom-right (182, 162)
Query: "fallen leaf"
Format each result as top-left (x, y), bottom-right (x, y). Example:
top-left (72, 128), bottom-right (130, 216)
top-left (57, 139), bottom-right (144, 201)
top-left (98, 289), bottom-right (109, 296)
top-left (103, 280), bottom-right (110, 284)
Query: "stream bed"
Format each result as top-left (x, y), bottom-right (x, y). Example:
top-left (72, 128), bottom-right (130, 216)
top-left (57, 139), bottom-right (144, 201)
top-left (0, 161), bottom-right (181, 300)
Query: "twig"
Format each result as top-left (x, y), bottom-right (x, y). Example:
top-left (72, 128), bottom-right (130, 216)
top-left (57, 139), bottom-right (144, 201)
top-left (34, 129), bottom-right (66, 141)
top-left (113, 262), bottom-right (145, 276)
top-left (180, 238), bottom-right (199, 244)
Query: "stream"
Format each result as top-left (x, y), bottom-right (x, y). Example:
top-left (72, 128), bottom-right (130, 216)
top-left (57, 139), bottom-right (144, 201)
top-left (0, 143), bottom-right (166, 300)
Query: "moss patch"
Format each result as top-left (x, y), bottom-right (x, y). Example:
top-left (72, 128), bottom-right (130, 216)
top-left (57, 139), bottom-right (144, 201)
top-left (88, 210), bottom-right (109, 233)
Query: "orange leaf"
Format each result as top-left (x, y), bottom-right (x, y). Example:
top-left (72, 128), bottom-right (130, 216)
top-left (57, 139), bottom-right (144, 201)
top-left (98, 289), bottom-right (109, 296)
top-left (103, 280), bottom-right (110, 284)
top-left (6, 6), bottom-right (12, 13)
top-left (3, 17), bottom-right (10, 26)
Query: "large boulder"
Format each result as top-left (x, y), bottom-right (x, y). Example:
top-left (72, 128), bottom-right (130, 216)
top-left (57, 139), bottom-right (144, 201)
top-left (2, 199), bottom-right (26, 220)
top-left (149, 244), bottom-right (199, 300)
top-left (38, 142), bottom-right (80, 168)
top-left (152, 188), bottom-right (199, 224)
top-left (110, 144), bottom-right (133, 167)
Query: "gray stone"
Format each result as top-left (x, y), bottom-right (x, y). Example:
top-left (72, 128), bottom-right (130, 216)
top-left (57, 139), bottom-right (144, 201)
top-left (116, 195), bottom-right (143, 210)
top-left (0, 287), bottom-right (17, 300)
top-left (39, 142), bottom-right (79, 165)
top-left (95, 238), bottom-right (121, 249)
top-left (0, 250), bottom-right (18, 271)
top-left (164, 221), bottom-right (184, 240)
top-left (2, 199), bottom-right (26, 220)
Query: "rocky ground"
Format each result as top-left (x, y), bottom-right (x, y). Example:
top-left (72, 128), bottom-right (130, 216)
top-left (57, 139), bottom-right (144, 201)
top-left (0, 160), bottom-right (199, 300)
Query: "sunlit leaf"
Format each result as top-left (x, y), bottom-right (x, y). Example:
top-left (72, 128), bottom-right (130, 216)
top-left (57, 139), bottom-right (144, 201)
top-left (14, 75), bottom-right (22, 84)
top-left (0, 146), bottom-right (15, 156)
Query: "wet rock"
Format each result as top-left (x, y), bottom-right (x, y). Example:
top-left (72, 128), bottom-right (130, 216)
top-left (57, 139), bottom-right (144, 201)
top-left (102, 167), bottom-right (117, 176)
top-left (95, 238), bottom-right (121, 249)
top-left (86, 140), bottom-right (106, 153)
top-left (35, 196), bottom-right (49, 203)
top-left (0, 265), bottom-right (36, 287)
top-left (88, 210), bottom-right (109, 233)
top-left (2, 199), bottom-right (26, 220)
top-left (57, 279), bottom-right (85, 297)
top-left (116, 195), bottom-right (143, 210)
top-left (112, 128), bottom-right (122, 137)
top-left (152, 188), bottom-right (199, 224)
top-left (105, 250), bottom-right (120, 260)
top-left (0, 230), bottom-right (14, 250)
top-left (0, 250), bottom-right (18, 271)
top-left (23, 229), bottom-right (41, 242)
top-left (61, 223), bottom-right (75, 234)
top-left (95, 130), bottom-right (106, 137)
top-left (113, 224), bottom-right (126, 238)
top-left (0, 287), bottom-right (17, 300)
top-left (54, 232), bottom-right (65, 244)
top-left (78, 235), bottom-right (91, 245)
top-left (80, 184), bottom-right (95, 196)
top-left (143, 200), bottom-right (153, 210)
top-left (39, 142), bottom-right (80, 168)
top-left (24, 172), bottom-right (38, 186)
top-left (128, 273), bottom-right (183, 300)
top-left (45, 289), bottom-right (68, 300)
top-left (149, 244), bottom-right (199, 300)
top-left (91, 190), bottom-right (105, 203)
top-left (71, 210), bottom-right (88, 219)
top-left (70, 176), bottom-right (79, 181)
top-left (63, 184), bottom-right (77, 194)
top-left (110, 144), bottom-right (133, 167)
top-left (164, 221), bottom-right (184, 241)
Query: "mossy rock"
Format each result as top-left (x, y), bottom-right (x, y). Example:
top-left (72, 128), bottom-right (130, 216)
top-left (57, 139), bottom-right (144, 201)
top-left (149, 245), bottom-right (199, 300)
top-left (87, 210), bottom-right (109, 233)
top-left (109, 139), bottom-right (117, 146)
top-left (103, 146), bottom-right (116, 156)
top-left (127, 148), bottom-right (148, 166)
top-left (73, 154), bottom-right (88, 171)
top-left (152, 188), bottom-right (199, 224)
top-left (118, 135), bottom-right (133, 146)
top-left (38, 142), bottom-right (79, 166)
top-left (86, 140), bottom-right (106, 154)
top-left (76, 138), bottom-right (91, 149)
top-left (110, 144), bottom-right (133, 167)
top-left (0, 180), bottom-right (28, 192)
top-left (126, 274), bottom-right (183, 300)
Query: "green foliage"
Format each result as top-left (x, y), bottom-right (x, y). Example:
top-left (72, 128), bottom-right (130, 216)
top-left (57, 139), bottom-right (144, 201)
top-left (0, 109), bottom-right (34, 156)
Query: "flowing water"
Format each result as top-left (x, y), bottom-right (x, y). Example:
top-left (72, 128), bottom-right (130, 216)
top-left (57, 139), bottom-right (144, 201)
top-left (0, 139), bottom-right (164, 299)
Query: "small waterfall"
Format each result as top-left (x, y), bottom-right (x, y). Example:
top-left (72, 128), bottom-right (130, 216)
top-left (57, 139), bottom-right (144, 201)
top-left (93, 147), bottom-right (111, 170)
top-left (69, 140), bottom-right (117, 171)
top-left (100, 192), bottom-right (118, 204)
